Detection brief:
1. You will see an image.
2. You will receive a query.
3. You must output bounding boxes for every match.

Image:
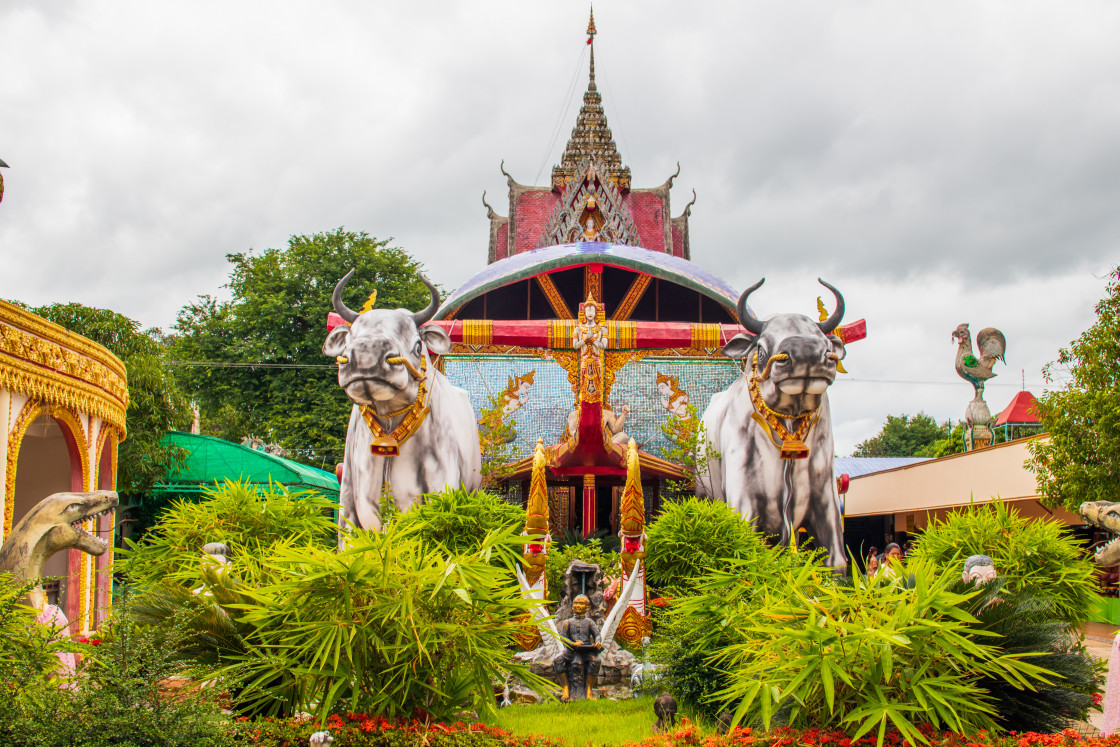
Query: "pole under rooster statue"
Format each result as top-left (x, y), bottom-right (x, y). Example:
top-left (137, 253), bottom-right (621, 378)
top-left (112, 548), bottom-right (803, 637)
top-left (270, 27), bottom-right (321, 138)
top-left (615, 439), bottom-right (652, 647)
top-left (952, 323), bottom-right (1007, 450)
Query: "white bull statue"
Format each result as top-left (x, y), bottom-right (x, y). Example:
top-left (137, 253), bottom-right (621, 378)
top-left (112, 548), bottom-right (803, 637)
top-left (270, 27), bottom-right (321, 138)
top-left (698, 278), bottom-right (847, 571)
top-left (322, 270), bottom-right (481, 536)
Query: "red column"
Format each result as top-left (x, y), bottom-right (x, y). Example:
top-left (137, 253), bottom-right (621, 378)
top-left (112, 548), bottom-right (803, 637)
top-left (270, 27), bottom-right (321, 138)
top-left (582, 474), bottom-right (596, 538)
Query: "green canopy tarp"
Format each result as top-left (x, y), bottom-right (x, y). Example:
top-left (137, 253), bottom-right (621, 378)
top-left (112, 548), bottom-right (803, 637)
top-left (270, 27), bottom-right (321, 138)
top-left (152, 431), bottom-right (339, 501)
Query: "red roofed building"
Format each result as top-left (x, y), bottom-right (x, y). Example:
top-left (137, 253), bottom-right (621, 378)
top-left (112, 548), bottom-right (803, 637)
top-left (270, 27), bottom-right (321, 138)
top-left (994, 390), bottom-right (1039, 427)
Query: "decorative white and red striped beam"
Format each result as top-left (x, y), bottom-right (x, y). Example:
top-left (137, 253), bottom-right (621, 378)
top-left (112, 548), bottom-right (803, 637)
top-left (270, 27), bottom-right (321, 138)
top-left (328, 314), bottom-right (867, 350)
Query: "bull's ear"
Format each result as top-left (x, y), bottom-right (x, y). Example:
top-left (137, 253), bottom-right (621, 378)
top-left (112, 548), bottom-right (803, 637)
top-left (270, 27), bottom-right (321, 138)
top-left (721, 333), bottom-right (755, 360)
top-left (322, 326), bottom-right (350, 358)
top-left (420, 324), bottom-right (451, 356)
top-left (829, 334), bottom-right (847, 361)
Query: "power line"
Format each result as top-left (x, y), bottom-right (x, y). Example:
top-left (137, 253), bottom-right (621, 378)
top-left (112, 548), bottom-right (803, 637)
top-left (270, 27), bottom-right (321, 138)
top-left (166, 360), bottom-right (1055, 390)
top-left (167, 360), bottom-right (336, 370)
top-left (534, 45), bottom-right (588, 185)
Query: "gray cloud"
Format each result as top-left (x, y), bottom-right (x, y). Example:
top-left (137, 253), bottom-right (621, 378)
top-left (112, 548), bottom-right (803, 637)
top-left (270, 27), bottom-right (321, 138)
top-left (1, 1), bottom-right (1116, 452)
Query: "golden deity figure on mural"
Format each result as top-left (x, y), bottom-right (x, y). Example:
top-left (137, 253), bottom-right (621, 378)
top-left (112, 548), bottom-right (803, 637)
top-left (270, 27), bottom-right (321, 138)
top-left (573, 293), bottom-right (607, 403)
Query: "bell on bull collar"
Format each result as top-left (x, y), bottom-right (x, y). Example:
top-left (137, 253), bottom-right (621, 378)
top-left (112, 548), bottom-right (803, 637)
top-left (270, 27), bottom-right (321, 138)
top-left (779, 439), bottom-right (810, 460)
top-left (370, 436), bottom-right (400, 457)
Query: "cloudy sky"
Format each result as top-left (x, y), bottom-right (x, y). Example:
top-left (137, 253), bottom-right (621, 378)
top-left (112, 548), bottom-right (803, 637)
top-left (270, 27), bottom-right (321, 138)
top-left (2, 1), bottom-right (1117, 455)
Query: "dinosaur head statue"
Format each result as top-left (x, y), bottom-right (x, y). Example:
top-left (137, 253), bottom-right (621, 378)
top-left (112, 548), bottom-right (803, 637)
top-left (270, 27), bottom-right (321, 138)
top-left (0, 490), bottom-right (118, 608)
top-left (1081, 501), bottom-right (1120, 566)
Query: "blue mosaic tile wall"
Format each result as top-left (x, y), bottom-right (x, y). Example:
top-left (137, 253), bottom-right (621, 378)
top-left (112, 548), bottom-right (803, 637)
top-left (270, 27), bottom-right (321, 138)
top-left (441, 355), bottom-right (743, 462)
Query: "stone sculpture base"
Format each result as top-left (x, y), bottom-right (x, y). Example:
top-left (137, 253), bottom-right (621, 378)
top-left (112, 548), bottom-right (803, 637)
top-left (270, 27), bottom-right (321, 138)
top-left (517, 642), bottom-right (638, 698)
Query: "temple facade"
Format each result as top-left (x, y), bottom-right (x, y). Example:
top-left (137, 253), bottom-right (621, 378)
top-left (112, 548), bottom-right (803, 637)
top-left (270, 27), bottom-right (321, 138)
top-left (431, 13), bottom-right (861, 539)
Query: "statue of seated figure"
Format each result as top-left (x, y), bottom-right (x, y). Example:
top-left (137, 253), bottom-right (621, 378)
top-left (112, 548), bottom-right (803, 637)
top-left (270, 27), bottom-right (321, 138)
top-left (553, 593), bottom-right (602, 701)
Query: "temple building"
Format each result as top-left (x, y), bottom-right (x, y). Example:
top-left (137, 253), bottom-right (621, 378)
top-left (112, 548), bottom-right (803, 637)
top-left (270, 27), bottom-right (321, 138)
top-left (429, 12), bottom-right (862, 538)
top-left (0, 300), bottom-right (125, 632)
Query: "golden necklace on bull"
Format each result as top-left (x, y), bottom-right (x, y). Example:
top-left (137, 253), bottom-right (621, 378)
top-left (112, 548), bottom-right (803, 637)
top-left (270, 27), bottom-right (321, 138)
top-left (748, 351), bottom-right (821, 460)
top-left (358, 355), bottom-right (430, 457)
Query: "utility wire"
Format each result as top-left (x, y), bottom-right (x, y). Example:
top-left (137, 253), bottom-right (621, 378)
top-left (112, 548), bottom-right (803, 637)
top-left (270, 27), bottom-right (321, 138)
top-left (534, 45), bottom-right (588, 185)
top-left (166, 360), bottom-right (1052, 389)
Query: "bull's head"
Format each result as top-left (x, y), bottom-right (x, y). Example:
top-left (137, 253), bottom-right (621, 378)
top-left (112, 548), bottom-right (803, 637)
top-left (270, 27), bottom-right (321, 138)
top-left (321, 270), bottom-right (450, 412)
top-left (722, 278), bottom-right (846, 417)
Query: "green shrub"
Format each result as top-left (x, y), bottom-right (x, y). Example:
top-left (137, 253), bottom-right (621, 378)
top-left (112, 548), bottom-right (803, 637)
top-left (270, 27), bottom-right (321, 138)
top-left (205, 522), bottom-right (552, 722)
top-left (395, 486), bottom-right (525, 558)
top-left (651, 547), bottom-right (832, 720)
top-left (544, 538), bottom-right (621, 601)
top-left (118, 479), bottom-right (337, 588)
top-left (955, 579), bottom-right (1102, 732)
top-left (909, 499), bottom-right (1097, 623)
top-left (0, 594), bottom-right (234, 747)
top-left (697, 561), bottom-right (1053, 745)
top-left (644, 497), bottom-right (771, 593)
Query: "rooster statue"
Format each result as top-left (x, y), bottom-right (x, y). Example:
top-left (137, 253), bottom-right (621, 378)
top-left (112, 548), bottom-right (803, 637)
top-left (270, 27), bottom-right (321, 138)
top-left (952, 323), bottom-right (1006, 450)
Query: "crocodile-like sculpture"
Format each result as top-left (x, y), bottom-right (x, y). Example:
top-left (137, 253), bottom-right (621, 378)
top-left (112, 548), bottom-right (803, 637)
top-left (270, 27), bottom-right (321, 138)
top-left (1080, 501), bottom-right (1120, 566)
top-left (0, 490), bottom-right (118, 608)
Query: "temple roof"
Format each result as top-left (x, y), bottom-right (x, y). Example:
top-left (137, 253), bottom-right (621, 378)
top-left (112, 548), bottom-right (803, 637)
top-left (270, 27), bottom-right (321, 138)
top-left (551, 11), bottom-right (631, 191)
top-left (436, 241), bottom-right (740, 321)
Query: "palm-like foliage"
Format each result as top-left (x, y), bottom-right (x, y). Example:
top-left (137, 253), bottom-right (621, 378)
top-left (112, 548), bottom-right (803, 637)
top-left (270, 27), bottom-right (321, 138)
top-left (117, 480), bottom-right (337, 588)
top-left (393, 486), bottom-right (524, 559)
top-left (955, 579), bottom-right (1102, 732)
top-left (644, 497), bottom-right (768, 593)
top-left (674, 561), bottom-right (1055, 746)
top-left (909, 499), bottom-right (1096, 624)
top-left (189, 523), bottom-right (552, 722)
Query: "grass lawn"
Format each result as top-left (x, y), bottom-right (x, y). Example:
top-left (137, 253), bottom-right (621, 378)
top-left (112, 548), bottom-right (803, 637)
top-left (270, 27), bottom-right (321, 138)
top-left (491, 696), bottom-right (703, 746)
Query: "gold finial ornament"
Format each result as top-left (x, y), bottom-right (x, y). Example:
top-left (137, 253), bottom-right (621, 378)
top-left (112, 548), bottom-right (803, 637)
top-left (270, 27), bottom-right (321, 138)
top-left (619, 438), bottom-right (645, 538)
top-left (525, 438), bottom-right (550, 538)
top-left (586, 6), bottom-right (597, 41)
top-left (522, 438), bottom-right (550, 587)
top-left (360, 288), bottom-right (379, 314)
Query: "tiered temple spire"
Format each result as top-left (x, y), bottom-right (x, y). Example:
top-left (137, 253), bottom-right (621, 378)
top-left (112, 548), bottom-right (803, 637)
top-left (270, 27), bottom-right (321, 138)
top-left (551, 9), bottom-right (631, 191)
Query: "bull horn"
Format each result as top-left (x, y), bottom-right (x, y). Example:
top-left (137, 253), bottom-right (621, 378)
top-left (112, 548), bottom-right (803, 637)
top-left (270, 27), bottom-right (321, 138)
top-left (816, 278), bottom-right (845, 334)
top-left (332, 269), bottom-right (360, 324)
top-left (736, 279), bottom-right (766, 336)
top-left (412, 274), bottom-right (441, 326)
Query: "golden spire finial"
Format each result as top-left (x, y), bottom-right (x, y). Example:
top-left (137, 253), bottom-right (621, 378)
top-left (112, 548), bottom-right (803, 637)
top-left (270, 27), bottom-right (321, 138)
top-left (586, 6), bottom-right (597, 91)
top-left (619, 438), bottom-right (645, 537)
top-left (524, 437), bottom-right (550, 538)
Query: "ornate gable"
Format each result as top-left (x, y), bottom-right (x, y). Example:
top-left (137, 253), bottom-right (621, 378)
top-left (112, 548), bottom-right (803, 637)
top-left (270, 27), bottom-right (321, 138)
top-left (537, 159), bottom-right (642, 248)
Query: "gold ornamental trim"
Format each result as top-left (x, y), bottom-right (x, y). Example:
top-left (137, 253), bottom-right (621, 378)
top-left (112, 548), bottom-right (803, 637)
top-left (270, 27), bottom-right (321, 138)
top-left (5, 399), bottom-right (43, 538)
top-left (461, 319), bottom-right (493, 346)
top-left (0, 302), bottom-right (129, 434)
top-left (614, 605), bottom-right (653, 648)
top-left (690, 323), bottom-right (722, 349)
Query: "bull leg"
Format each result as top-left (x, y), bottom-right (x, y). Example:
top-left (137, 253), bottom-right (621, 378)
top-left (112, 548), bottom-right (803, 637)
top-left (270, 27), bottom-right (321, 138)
top-left (805, 491), bottom-right (847, 571)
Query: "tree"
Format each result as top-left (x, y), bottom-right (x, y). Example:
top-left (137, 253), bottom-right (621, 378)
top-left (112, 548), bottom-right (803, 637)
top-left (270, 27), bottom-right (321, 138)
top-left (30, 303), bottom-right (190, 497)
top-left (169, 228), bottom-right (433, 468)
top-left (851, 412), bottom-right (957, 457)
top-left (1028, 266), bottom-right (1120, 512)
top-left (659, 403), bottom-right (720, 496)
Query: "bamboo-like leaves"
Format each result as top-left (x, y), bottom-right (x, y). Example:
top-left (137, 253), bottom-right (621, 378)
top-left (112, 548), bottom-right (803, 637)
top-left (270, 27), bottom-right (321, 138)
top-left (695, 562), bottom-right (1057, 746)
top-left (195, 522), bottom-right (553, 722)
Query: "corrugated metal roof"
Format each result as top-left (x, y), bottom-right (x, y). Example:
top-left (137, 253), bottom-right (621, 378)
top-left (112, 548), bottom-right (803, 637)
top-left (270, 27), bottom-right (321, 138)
top-left (834, 456), bottom-right (931, 478)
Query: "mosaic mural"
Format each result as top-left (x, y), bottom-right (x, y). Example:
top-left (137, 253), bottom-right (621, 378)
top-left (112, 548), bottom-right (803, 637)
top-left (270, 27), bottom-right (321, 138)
top-left (441, 355), bottom-right (743, 462)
